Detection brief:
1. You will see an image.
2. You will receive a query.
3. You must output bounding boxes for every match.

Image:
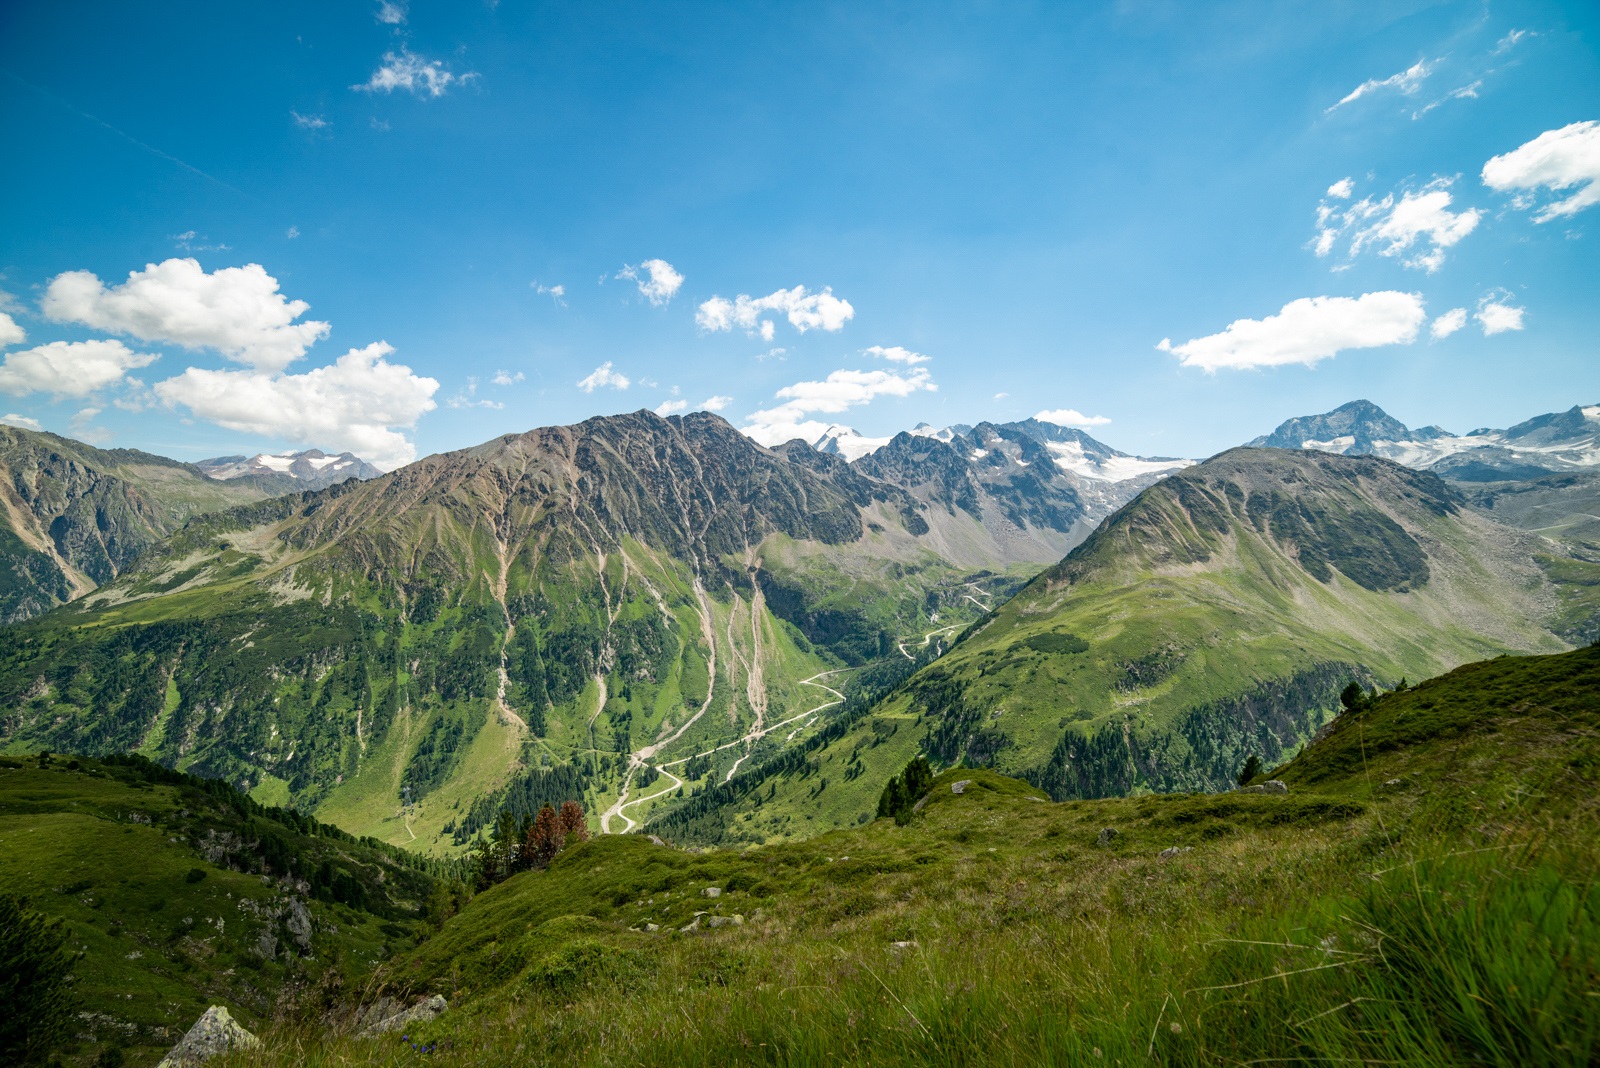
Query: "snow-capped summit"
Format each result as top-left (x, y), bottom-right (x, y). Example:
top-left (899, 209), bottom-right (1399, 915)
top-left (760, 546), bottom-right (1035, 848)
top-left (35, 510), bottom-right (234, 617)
top-left (1249, 400), bottom-right (1600, 482)
top-left (197, 449), bottom-right (382, 489)
top-left (812, 425), bottom-right (893, 462)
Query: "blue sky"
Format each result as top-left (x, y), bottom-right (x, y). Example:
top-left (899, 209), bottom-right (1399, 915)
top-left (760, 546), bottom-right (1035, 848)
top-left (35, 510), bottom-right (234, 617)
top-left (0, 1), bottom-right (1596, 468)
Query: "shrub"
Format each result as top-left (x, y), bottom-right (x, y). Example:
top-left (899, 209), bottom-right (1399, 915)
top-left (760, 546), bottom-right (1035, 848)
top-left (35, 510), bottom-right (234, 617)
top-left (0, 893), bottom-right (80, 1065)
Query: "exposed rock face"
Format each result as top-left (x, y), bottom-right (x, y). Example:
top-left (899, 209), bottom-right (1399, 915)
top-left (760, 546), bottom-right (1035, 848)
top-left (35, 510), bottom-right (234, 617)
top-left (359, 994), bottom-right (448, 1037)
top-left (156, 1005), bottom-right (259, 1067)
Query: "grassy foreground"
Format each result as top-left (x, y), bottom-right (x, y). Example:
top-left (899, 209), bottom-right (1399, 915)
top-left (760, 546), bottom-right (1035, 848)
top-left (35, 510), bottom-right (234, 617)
top-left (216, 643), bottom-right (1599, 1067)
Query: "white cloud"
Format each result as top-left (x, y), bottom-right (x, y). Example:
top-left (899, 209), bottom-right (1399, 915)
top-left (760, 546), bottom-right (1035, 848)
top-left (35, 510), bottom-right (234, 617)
top-left (1328, 59), bottom-right (1432, 112)
top-left (1430, 308), bottom-right (1467, 339)
top-left (755, 347), bottom-right (787, 362)
top-left (577, 362), bottom-right (630, 392)
top-left (376, 0), bottom-right (407, 24)
top-left (69, 406), bottom-right (110, 445)
top-left (154, 342), bottom-right (438, 470)
top-left (491, 370), bottom-right (525, 386)
top-left (697, 285), bottom-right (855, 337)
top-left (169, 231), bottom-right (230, 253)
top-left (1326, 177), bottom-right (1354, 199)
top-left (42, 258), bottom-right (329, 373)
top-left (285, 226), bottom-right (301, 240)
top-left (1482, 121), bottom-right (1600, 222)
top-left (1314, 181), bottom-right (1480, 272)
top-left (354, 49), bottom-right (477, 98)
top-left (1413, 81), bottom-right (1482, 120)
top-left (1035, 408), bottom-right (1111, 428)
top-left (0, 413), bottom-right (41, 431)
top-left (1476, 293), bottom-right (1525, 336)
top-left (865, 345), bottom-right (931, 365)
top-left (701, 395), bottom-right (731, 412)
top-left (1494, 29), bottom-right (1529, 54)
top-left (532, 281), bottom-right (567, 306)
top-left (741, 366), bottom-right (934, 446)
top-left (654, 399), bottom-right (688, 416)
top-left (0, 339), bottom-right (158, 398)
top-left (446, 376), bottom-right (503, 410)
top-left (0, 312), bottom-right (25, 348)
top-left (993, 392), bottom-right (1008, 400)
top-left (291, 110), bottom-right (330, 131)
top-left (615, 260), bottom-right (683, 306)
top-left (1158, 291), bottom-right (1426, 372)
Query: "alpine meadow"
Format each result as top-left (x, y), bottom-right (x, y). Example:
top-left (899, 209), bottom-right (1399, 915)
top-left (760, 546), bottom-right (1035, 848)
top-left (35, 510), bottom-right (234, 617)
top-left (1, 3), bottom-right (1597, 1066)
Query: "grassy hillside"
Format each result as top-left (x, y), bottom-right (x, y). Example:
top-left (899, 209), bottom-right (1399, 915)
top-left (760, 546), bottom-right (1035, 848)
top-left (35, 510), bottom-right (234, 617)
top-left (0, 754), bottom-right (458, 1067)
top-left (220, 643), bottom-right (1599, 1067)
top-left (675, 448), bottom-right (1584, 843)
top-left (0, 426), bottom-right (273, 622)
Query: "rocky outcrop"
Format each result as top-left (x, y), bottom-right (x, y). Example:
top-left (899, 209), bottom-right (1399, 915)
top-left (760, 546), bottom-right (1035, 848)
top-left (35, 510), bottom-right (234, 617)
top-left (156, 1006), bottom-right (258, 1067)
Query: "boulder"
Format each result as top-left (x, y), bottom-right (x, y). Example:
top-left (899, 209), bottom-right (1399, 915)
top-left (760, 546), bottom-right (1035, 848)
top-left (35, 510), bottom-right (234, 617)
top-left (156, 1006), bottom-right (259, 1068)
top-left (1096, 828), bottom-right (1118, 846)
top-left (647, 834), bottom-right (667, 846)
top-left (1240, 780), bottom-right (1289, 795)
top-left (701, 886), bottom-right (722, 898)
top-left (950, 780), bottom-right (972, 795)
top-left (1157, 846), bottom-right (1194, 860)
top-left (360, 995), bottom-right (448, 1037)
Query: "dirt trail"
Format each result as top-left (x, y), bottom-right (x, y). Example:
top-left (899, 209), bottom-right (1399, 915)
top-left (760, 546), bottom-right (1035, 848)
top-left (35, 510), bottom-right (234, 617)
top-left (600, 580), bottom-right (718, 834)
top-left (898, 623), bottom-right (963, 661)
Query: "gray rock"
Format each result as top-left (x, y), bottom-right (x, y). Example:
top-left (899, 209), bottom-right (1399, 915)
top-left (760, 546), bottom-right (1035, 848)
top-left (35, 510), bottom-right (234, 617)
top-left (701, 886), bottom-right (722, 898)
top-left (156, 1006), bottom-right (259, 1067)
top-left (644, 922), bottom-right (660, 932)
top-left (1096, 827), bottom-right (1118, 846)
top-left (679, 917), bottom-right (700, 933)
top-left (647, 834), bottom-right (667, 846)
top-left (951, 780), bottom-right (972, 795)
top-left (1384, 778), bottom-right (1403, 787)
top-left (912, 794), bottom-right (930, 813)
top-left (285, 898), bottom-right (313, 954)
top-left (706, 914), bottom-right (745, 929)
top-left (1240, 779), bottom-right (1289, 795)
top-left (360, 995), bottom-right (447, 1037)
top-left (889, 940), bottom-right (918, 950)
top-left (1157, 846), bottom-right (1194, 860)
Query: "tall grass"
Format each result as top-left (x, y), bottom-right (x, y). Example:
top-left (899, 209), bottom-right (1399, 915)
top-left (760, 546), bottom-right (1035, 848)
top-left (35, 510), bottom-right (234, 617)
top-left (230, 839), bottom-right (1597, 1067)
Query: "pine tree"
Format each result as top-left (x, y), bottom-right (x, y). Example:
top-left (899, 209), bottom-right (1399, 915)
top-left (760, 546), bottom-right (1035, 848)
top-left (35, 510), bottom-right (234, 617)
top-left (0, 893), bottom-right (79, 1065)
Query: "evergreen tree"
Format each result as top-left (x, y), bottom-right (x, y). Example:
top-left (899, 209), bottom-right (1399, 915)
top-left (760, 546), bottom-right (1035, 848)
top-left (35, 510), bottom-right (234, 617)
top-left (0, 893), bottom-right (80, 1065)
top-left (1236, 754), bottom-right (1262, 786)
top-left (1339, 682), bottom-right (1368, 712)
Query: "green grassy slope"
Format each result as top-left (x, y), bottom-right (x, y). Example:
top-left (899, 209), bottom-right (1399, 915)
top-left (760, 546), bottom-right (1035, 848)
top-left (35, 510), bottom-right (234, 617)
top-left (0, 426), bottom-right (273, 622)
top-left (684, 448), bottom-right (1583, 842)
top-left (225, 644), bottom-right (1599, 1067)
top-left (0, 753), bottom-right (457, 1067)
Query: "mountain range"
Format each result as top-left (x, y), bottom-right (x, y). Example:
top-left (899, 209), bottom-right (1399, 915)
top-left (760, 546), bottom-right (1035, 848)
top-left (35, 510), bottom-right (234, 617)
top-left (196, 449), bottom-right (383, 490)
top-left (1249, 398), bottom-right (1600, 482)
top-left (1, 400), bottom-right (1598, 856)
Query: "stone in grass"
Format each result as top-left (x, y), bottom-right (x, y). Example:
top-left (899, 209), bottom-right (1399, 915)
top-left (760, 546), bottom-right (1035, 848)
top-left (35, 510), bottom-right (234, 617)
top-left (1096, 827), bottom-right (1118, 846)
top-left (1157, 846), bottom-right (1194, 860)
top-left (701, 886), bottom-right (722, 898)
top-left (361, 995), bottom-right (448, 1037)
top-left (156, 1006), bottom-right (259, 1068)
top-left (705, 914), bottom-right (745, 929)
top-left (950, 780), bottom-right (973, 795)
top-left (1239, 780), bottom-right (1289, 795)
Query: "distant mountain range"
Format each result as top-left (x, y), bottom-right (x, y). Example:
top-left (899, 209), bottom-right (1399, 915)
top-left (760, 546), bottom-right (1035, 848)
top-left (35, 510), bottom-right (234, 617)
top-left (197, 449), bottom-right (383, 490)
top-left (1249, 399), bottom-right (1600, 482)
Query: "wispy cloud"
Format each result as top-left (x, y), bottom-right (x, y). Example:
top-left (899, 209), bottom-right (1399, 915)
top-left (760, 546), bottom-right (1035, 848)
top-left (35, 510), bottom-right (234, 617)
top-left (1475, 291), bottom-right (1525, 335)
top-left (291, 110), bottom-right (330, 131)
top-left (532, 281), bottom-right (567, 306)
top-left (865, 345), bottom-right (931, 365)
top-left (491, 370), bottom-right (524, 387)
top-left (741, 366), bottom-right (934, 446)
top-left (1327, 59), bottom-right (1432, 113)
top-left (353, 49), bottom-right (477, 98)
top-left (1312, 178), bottom-right (1480, 273)
top-left (1035, 408), bottom-right (1110, 428)
top-left (376, 0), bottom-right (407, 25)
top-left (446, 376), bottom-right (503, 409)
